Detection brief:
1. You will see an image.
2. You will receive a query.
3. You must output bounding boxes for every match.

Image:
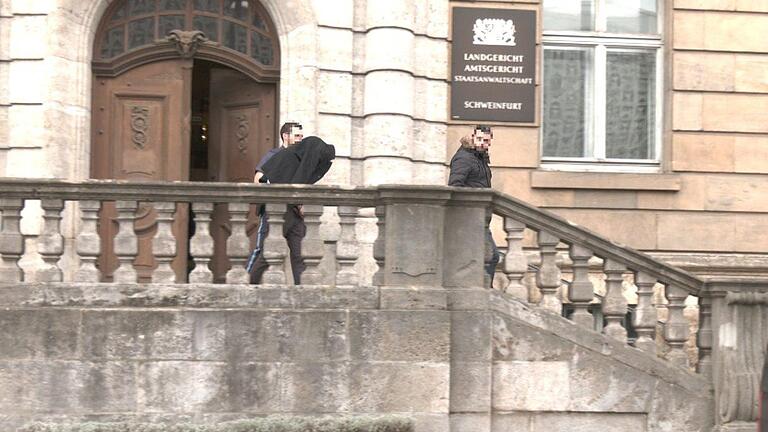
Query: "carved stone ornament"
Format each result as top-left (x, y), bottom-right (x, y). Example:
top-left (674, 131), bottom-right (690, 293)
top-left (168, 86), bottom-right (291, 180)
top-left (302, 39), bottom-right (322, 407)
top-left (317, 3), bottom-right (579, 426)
top-left (165, 30), bottom-right (209, 59)
top-left (130, 106), bottom-right (150, 149)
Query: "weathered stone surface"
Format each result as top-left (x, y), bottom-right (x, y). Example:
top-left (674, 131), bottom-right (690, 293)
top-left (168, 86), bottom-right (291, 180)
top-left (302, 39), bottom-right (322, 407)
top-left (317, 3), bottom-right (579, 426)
top-left (492, 412), bottom-right (532, 432)
top-left (138, 361), bottom-right (231, 412)
top-left (349, 362), bottom-right (449, 412)
top-left (492, 314), bottom-right (573, 362)
top-left (349, 311), bottom-right (450, 361)
top-left (281, 361), bottom-right (350, 412)
top-left (674, 10), bottom-right (768, 53)
top-left (379, 287), bottom-right (447, 310)
top-left (452, 311), bottom-right (492, 362)
top-left (531, 412), bottom-right (647, 432)
top-left (449, 361), bottom-right (491, 412)
top-left (492, 361), bottom-right (571, 411)
top-left (450, 414), bottom-right (490, 432)
top-left (0, 310), bottom-right (79, 359)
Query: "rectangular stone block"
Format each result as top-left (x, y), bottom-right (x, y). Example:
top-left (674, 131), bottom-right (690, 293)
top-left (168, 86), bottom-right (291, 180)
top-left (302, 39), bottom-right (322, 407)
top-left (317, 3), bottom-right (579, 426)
top-left (671, 133), bottom-right (735, 172)
top-left (451, 311), bottom-right (491, 361)
top-left (449, 361), bottom-right (491, 412)
top-left (492, 413), bottom-right (532, 432)
top-left (349, 362), bottom-right (449, 413)
top-left (280, 362), bottom-right (350, 412)
top-left (313, 0), bottom-right (353, 28)
top-left (189, 311), bottom-right (227, 361)
top-left (450, 414), bottom-right (490, 432)
top-left (317, 113), bottom-right (352, 156)
top-left (349, 311), bottom-right (450, 361)
top-left (10, 15), bottom-right (45, 59)
top-left (702, 93), bottom-right (768, 133)
top-left (8, 104), bottom-right (44, 148)
top-left (568, 348), bottom-right (654, 413)
top-left (11, 0), bottom-right (53, 14)
top-left (492, 314), bottom-right (575, 362)
top-left (0, 17), bottom-right (10, 59)
top-left (657, 212), bottom-right (768, 253)
top-left (673, 52), bottom-right (734, 92)
top-left (8, 60), bottom-right (44, 103)
top-left (81, 311), bottom-right (193, 360)
top-left (673, 92), bottom-right (703, 131)
top-left (379, 287), bottom-right (447, 310)
top-left (531, 412), bottom-right (647, 432)
top-left (0, 310), bottom-right (80, 359)
top-left (548, 209), bottom-right (658, 250)
top-left (138, 361), bottom-right (232, 412)
top-left (317, 26), bottom-right (353, 71)
top-left (293, 286), bottom-right (378, 309)
top-left (674, 10), bottom-right (768, 53)
top-left (318, 70), bottom-right (353, 114)
top-left (492, 361), bottom-right (570, 411)
top-left (734, 135), bottom-right (768, 173)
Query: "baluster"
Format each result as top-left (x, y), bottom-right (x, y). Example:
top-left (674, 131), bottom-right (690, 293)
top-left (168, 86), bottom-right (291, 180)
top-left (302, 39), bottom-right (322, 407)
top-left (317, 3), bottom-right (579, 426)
top-left (301, 204), bottom-right (324, 285)
top-left (262, 203), bottom-right (288, 284)
top-left (535, 230), bottom-right (561, 313)
top-left (372, 205), bottom-right (385, 287)
top-left (0, 198), bottom-right (24, 282)
top-left (113, 200), bottom-right (138, 283)
top-left (225, 202), bottom-right (250, 284)
top-left (602, 259), bottom-right (628, 342)
top-left (37, 199), bottom-right (65, 282)
top-left (503, 217), bottom-right (527, 300)
top-left (336, 205), bottom-right (359, 286)
top-left (665, 283), bottom-right (690, 368)
top-left (568, 245), bottom-right (594, 329)
top-left (633, 271), bottom-right (658, 354)
top-left (697, 295), bottom-right (713, 376)
top-left (151, 201), bottom-right (177, 283)
top-left (74, 200), bottom-right (101, 282)
top-left (189, 202), bottom-right (214, 283)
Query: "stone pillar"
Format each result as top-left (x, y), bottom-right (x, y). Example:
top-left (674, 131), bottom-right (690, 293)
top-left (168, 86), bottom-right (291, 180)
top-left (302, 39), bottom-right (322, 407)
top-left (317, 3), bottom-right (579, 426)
top-left (262, 203), bottom-right (288, 285)
top-left (37, 199), bottom-right (65, 282)
top-left (602, 259), bottom-right (628, 342)
top-left (113, 200), bottom-right (138, 283)
top-left (633, 271), bottom-right (658, 354)
top-left (336, 205), bottom-right (360, 286)
top-left (535, 231), bottom-right (561, 313)
top-left (708, 279), bottom-right (768, 432)
top-left (0, 198), bottom-right (24, 282)
top-left (151, 201), bottom-right (177, 283)
top-left (189, 202), bottom-right (214, 283)
top-left (379, 187), bottom-right (450, 288)
top-left (568, 244), bottom-right (594, 329)
top-left (225, 202), bottom-right (250, 284)
top-left (443, 190), bottom-right (491, 289)
top-left (74, 200), bottom-right (101, 283)
top-left (301, 204), bottom-right (324, 285)
top-left (664, 283), bottom-right (690, 368)
top-left (502, 217), bottom-right (527, 301)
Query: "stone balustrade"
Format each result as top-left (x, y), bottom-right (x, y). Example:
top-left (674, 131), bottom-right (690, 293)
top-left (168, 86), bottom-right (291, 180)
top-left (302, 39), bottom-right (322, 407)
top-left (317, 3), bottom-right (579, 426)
top-left (0, 178), bottom-right (708, 372)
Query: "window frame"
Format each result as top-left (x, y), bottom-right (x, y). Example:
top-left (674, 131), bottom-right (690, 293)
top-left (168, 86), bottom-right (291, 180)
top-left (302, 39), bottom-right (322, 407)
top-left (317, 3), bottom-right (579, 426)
top-left (540, 1), bottom-right (664, 172)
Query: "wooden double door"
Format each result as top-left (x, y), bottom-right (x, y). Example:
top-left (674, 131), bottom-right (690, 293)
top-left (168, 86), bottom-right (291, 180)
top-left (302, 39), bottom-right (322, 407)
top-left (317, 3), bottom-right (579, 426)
top-left (91, 59), bottom-right (276, 282)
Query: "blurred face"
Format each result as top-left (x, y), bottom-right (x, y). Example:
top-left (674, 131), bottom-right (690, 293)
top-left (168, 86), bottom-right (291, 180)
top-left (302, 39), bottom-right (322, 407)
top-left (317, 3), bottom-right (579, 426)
top-left (473, 129), bottom-right (492, 152)
top-left (282, 126), bottom-right (304, 146)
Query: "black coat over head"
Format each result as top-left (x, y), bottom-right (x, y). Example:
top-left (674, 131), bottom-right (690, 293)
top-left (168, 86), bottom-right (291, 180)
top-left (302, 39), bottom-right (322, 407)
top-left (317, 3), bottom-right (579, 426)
top-left (260, 136), bottom-right (336, 184)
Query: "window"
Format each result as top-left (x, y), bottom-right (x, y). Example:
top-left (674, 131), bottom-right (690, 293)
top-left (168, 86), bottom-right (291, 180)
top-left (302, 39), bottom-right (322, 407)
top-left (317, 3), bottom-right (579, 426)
top-left (542, 0), bottom-right (662, 169)
top-left (96, 0), bottom-right (277, 66)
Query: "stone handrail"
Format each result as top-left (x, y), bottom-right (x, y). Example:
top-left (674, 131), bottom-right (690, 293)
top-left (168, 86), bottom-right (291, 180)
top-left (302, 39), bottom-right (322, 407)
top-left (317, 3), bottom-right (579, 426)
top-left (0, 178), bottom-right (708, 371)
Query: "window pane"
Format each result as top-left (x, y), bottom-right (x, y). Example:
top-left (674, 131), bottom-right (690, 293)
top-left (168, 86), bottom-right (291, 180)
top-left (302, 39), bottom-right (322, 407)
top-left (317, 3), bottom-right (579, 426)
top-left (251, 32), bottom-right (273, 65)
top-left (606, 0), bottom-right (657, 34)
top-left (543, 48), bottom-right (592, 158)
top-left (194, 0), bottom-right (219, 12)
top-left (159, 14), bottom-right (185, 36)
top-left (606, 51), bottom-right (656, 159)
top-left (128, 17), bottom-right (156, 49)
top-left (159, 0), bottom-right (187, 11)
top-left (543, 0), bottom-right (594, 31)
top-left (128, 0), bottom-right (156, 16)
top-left (193, 15), bottom-right (219, 41)
top-left (112, 4), bottom-right (127, 21)
top-left (223, 21), bottom-right (247, 53)
top-left (100, 26), bottom-right (125, 59)
top-left (253, 11), bottom-right (267, 30)
top-left (224, 0), bottom-right (249, 21)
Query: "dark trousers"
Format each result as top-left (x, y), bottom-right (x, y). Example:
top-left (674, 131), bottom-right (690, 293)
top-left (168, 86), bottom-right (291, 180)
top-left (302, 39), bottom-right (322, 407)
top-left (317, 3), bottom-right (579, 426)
top-left (249, 208), bottom-right (306, 285)
top-left (485, 228), bottom-right (500, 279)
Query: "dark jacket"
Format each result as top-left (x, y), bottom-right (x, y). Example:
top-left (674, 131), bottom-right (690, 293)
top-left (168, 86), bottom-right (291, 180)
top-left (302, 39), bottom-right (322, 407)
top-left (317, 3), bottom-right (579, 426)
top-left (260, 136), bottom-right (335, 184)
top-left (448, 146), bottom-right (492, 188)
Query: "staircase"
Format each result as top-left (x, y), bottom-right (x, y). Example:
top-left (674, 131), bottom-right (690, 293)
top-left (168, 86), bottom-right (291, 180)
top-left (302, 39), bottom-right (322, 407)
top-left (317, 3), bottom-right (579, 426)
top-left (0, 178), bottom-right (762, 431)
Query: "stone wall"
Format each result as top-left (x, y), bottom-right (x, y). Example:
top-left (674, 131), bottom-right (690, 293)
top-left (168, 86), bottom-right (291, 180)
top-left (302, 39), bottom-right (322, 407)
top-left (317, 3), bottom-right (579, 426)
top-left (0, 283), bottom-right (714, 432)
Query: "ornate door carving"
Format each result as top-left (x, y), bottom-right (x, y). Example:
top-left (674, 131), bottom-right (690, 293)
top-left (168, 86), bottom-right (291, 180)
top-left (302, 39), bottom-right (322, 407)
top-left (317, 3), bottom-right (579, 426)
top-left (207, 67), bottom-right (276, 281)
top-left (91, 59), bottom-right (193, 282)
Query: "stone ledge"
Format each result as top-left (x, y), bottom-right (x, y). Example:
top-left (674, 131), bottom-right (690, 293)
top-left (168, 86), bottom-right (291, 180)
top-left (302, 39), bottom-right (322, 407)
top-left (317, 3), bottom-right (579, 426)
top-left (531, 171), bottom-right (681, 191)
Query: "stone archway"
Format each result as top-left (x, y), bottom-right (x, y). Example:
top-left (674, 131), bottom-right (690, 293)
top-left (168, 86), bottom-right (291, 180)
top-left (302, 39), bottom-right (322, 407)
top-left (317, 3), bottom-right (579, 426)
top-left (47, 0), bottom-right (319, 181)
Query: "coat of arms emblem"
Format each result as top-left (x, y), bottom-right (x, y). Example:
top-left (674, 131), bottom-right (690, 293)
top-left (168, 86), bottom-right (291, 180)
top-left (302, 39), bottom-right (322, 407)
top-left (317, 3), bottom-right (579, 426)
top-left (472, 18), bottom-right (516, 46)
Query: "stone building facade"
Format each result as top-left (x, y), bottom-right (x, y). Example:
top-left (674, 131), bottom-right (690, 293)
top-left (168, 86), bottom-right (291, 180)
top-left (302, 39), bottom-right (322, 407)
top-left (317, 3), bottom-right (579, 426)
top-left (0, 0), bottom-right (766, 280)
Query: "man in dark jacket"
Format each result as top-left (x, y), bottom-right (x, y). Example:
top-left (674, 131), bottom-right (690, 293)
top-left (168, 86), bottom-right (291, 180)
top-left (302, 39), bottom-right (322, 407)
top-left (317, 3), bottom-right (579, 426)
top-left (448, 125), bottom-right (499, 285)
top-left (249, 135), bottom-right (335, 285)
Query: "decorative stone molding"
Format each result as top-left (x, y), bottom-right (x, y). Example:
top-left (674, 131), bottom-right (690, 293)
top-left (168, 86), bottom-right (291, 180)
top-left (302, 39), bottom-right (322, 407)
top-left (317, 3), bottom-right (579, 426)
top-left (164, 30), bottom-right (210, 59)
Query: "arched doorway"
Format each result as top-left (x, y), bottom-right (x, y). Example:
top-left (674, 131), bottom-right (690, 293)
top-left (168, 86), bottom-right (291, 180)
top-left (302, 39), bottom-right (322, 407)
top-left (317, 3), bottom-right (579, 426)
top-left (90, 0), bottom-right (279, 282)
